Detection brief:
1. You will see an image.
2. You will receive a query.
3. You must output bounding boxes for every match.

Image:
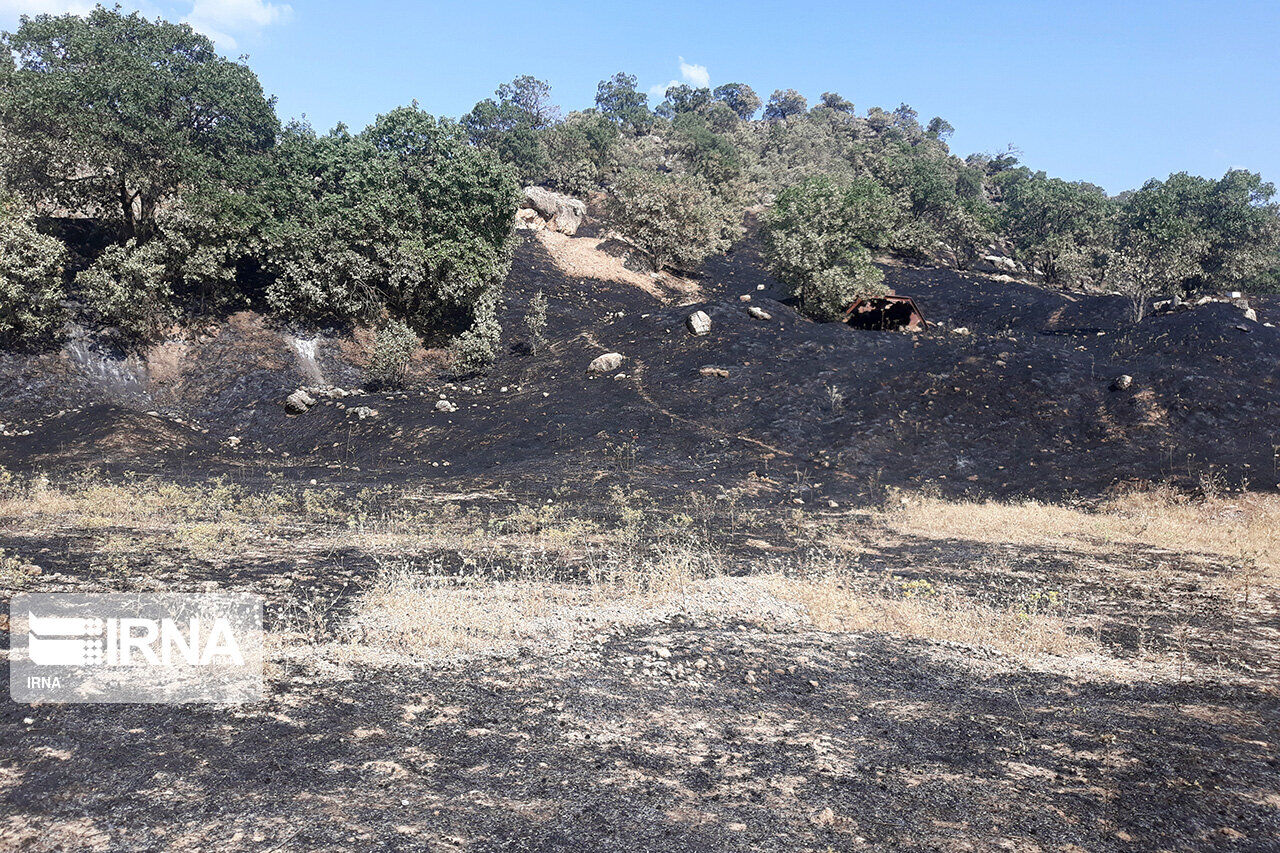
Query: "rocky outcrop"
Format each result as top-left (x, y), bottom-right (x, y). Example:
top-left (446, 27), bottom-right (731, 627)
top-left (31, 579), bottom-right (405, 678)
top-left (520, 187), bottom-right (586, 235)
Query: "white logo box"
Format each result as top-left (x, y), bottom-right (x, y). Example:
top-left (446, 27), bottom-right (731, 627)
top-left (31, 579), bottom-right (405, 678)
top-left (10, 593), bottom-right (264, 704)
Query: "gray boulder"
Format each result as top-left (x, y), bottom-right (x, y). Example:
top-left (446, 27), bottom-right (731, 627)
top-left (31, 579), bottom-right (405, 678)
top-left (284, 389), bottom-right (315, 414)
top-left (522, 187), bottom-right (586, 235)
top-left (588, 352), bottom-right (624, 375)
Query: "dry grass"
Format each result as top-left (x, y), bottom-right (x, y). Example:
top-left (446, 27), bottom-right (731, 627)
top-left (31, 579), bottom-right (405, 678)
top-left (4, 470), bottom-right (1273, 677)
top-left (764, 572), bottom-right (1089, 660)
top-left (883, 486), bottom-right (1280, 577)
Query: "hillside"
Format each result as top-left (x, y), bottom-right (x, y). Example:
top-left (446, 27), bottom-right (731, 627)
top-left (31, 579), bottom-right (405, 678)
top-left (2, 226), bottom-right (1276, 503)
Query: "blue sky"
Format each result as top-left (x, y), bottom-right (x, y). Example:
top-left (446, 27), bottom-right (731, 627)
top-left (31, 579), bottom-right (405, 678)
top-left (2, 0), bottom-right (1277, 194)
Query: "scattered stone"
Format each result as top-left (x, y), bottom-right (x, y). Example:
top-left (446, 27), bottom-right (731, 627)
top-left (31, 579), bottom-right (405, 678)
top-left (756, 284), bottom-right (765, 291)
top-left (685, 310), bottom-right (712, 336)
top-left (226, 436), bottom-right (241, 448)
top-left (588, 352), bottom-right (624, 375)
top-left (284, 389), bottom-right (315, 414)
top-left (1111, 374), bottom-right (1133, 391)
top-left (350, 406), bottom-right (379, 420)
top-left (739, 294), bottom-right (752, 302)
top-left (747, 306), bottom-right (772, 321)
top-left (744, 670), bottom-right (757, 684)
top-left (699, 366), bottom-right (730, 378)
top-left (435, 399), bottom-right (458, 413)
top-left (952, 326), bottom-right (971, 335)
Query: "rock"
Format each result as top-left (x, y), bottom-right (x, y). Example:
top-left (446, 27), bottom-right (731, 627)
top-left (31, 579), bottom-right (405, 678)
top-left (952, 326), bottom-right (971, 335)
top-left (976, 254), bottom-right (1019, 274)
top-left (756, 284), bottom-right (765, 291)
top-left (226, 436), bottom-right (241, 448)
top-left (699, 366), bottom-right (729, 378)
top-left (514, 207), bottom-right (543, 231)
top-left (435, 399), bottom-right (458, 413)
top-left (284, 389), bottom-right (315, 414)
top-left (1243, 307), bottom-right (1258, 322)
top-left (685, 310), bottom-right (712, 336)
top-left (521, 186), bottom-right (586, 235)
top-left (1111, 374), bottom-right (1133, 391)
top-left (738, 294), bottom-right (752, 302)
top-left (350, 406), bottom-right (379, 420)
top-left (747, 306), bottom-right (772, 321)
top-left (588, 352), bottom-right (624, 375)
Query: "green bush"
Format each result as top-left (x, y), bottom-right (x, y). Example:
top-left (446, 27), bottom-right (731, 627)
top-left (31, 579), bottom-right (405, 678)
top-left (802, 249), bottom-right (885, 321)
top-left (605, 169), bottom-right (741, 272)
top-left (365, 319), bottom-right (419, 389)
top-left (525, 290), bottom-right (548, 353)
top-left (0, 213), bottom-right (67, 345)
top-left (449, 294), bottom-right (502, 373)
top-left (761, 176), bottom-right (892, 319)
top-left (75, 239), bottom-right (174, 340)
top-left (256, 110), bottom-right (519, 335)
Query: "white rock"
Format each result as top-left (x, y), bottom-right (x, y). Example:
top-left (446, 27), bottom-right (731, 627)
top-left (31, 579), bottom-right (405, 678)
top-left (588, 352), bottom-right (624, 375)
top-left (284, 390), bottom-right (315, 414)
top-left (685, 310), bottom-right (712, 336)
top-left (747, 306), bottom-right (772, 321)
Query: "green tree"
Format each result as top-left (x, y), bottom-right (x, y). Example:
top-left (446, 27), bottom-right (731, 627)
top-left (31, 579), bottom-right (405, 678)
top-left (818, 92), bottom-right (855, 113)
top-left (605, 169), bottom-right (741, 272)
top-left (760, 176), bottom-right (894, 319)
top-left (0, 7), bottom-right (278, 242)
top-left (1111, 170), bottom-right (1280, 311)
top-left (656, 84), bottom-right (711, 118)
top-left (463, 76), bottom-right (558, 184)
top-left (764, 89), bottom-right (808, 121)
top-left (544, 112), bottom-right (620, 196)
top-left (595, 73), bottom-right (653, 132)
top-left (999, 171), bottom-right (1115, 284)
top-left (257, 109), bottom-right (520, 340)
top-left (670, 112), bottom-right (743, 188)
top-left (713, 83), bottom-right (761, 120)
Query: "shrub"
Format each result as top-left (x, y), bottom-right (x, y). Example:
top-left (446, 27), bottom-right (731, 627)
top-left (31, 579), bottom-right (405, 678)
top-left (524, 290), bottom-right (548, 353)
top-left (75, 239), bottom-right (174, 340)
top-left (449, 294), bottom-right (502, 373)
top-left (798, 248), bottom-right (885, 321)
top-left (605, 169), bottom-right (741, 272)
top-left (257, 110), bottom-right (519, 332)
top-left (0, 213), bottom-right (68, 345)
top-left (761, 176), bottom-right (892, 319)
top-left (365, 319), bottom-right (419, 389)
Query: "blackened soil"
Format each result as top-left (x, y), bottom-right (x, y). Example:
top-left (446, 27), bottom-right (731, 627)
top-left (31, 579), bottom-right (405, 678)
top-left (2, 232), bottom-right (1276, 505)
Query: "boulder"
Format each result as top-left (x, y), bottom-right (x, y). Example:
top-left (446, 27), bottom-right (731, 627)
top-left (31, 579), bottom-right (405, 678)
top-left (435, 399), bottom-right (458, 413)
top-left (747, 306), bottom-right (772, 321)
top-left (521, 187), bottom-right (586, 235)
top-left (1243, 307), bottom-right (1258, 322)
top-left (699, 366), bottom-right (729, 378)
top-left (685, 310), bottom-right (712, 336)
top-left (588, 352), bottom-right (624, 375)
top-left (284, 389), bottom-right (315, 414)
top-left (1111, 374), bottom-right (1133, 391)
top-left (349, 406), bottom-right (379, 420)
top-left (975, 254), bottom-right (1019, 274)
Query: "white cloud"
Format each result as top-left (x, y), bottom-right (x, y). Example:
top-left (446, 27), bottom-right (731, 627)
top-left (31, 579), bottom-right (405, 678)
top-left (0, 1), bottom-right (99, 15)
top-left (678, 56), bottom-right (709, 89)
top-left (648, 57), bottom-right (711, 101)
top-left (184, 0), bottom-right (292, 50)
top-left (0, 1), bottom-right (291, 52)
